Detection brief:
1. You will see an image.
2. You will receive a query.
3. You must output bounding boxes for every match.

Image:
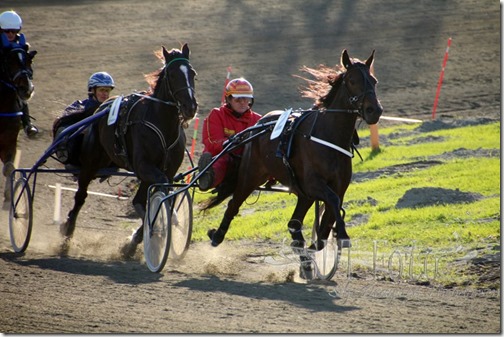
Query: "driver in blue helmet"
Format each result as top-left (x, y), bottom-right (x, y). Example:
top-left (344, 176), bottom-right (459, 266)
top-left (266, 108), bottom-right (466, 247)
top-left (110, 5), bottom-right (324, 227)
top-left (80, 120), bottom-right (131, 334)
top-left (52, 71), bottom-right (115, 163)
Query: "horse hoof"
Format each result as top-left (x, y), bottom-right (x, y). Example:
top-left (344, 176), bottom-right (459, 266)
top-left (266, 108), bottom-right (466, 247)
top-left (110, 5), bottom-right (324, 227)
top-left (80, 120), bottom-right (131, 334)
top-left (59, 237), bottom-right (71, 256)
top-left (207, 229), bottom-right (222, 247)
top-left (120, 241), bottom-right (138, 259)
top-left (299, 263), bottom-right (315, 280)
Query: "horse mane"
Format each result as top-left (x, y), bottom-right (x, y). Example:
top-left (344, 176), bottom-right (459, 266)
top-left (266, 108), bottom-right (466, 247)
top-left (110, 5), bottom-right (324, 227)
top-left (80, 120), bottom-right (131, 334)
top-left (297, 57), bottom-right (373, 108)
top-left (143, 46), bottom-right (184, 94)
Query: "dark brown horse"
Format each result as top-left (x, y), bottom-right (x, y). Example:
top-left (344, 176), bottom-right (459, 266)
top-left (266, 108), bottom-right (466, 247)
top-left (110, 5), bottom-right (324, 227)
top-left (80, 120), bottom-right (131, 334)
top-left (0, 41), bottom-right (36, 202)
top-left (59, 44), bottom-right (198, 256)
top-left (203, 49), bottom-right (382, 255)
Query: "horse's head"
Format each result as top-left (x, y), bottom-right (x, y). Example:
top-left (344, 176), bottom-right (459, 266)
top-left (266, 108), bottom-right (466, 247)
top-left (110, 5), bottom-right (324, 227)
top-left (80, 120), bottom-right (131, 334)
top-left (0, 46), bottom-right (36, 101)
top-left (340, 49), bottom-right (383, 124)
top-left (161, 43), bottom-right (198, 121)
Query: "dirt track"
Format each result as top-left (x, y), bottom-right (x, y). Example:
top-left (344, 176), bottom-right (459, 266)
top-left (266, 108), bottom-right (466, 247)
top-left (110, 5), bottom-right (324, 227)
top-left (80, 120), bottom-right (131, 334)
top-left (0, 0), bottom-right (501, 333)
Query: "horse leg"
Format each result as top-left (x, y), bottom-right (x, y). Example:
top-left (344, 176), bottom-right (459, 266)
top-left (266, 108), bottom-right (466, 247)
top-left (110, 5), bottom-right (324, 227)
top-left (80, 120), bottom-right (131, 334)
top-left (207, 175), bottom-right (263, 247)
top-left (120, 181), bottom-right (149, 258)
top-left (288, 196), bottom-right (313, 248)
top-left (207, 197), bottom-right (241, 247)
top-left (2, 160), bottom-right (15, 202)
top-left (287, 196), bottom-right (318, 279)
top-left (121, 160), bottom-right (170, 259)
top-left (315, 204), bottom-right (336, 248)
top-left (324, 187), bottom-right (351, 247)
top-left (207, 141), bottom-right (268, 246)
top-left (60, 171), bottom-right (95, 238)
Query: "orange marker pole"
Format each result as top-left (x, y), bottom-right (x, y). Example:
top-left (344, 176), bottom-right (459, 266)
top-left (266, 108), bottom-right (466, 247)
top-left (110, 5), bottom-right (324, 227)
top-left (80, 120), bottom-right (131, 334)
top-left (186, 117), bottom-right (199, 183)
top-left (190, 117), bottom-right (199, 158)
top-left (370, 124), bottom-right (380, 151)
top-left (221, 66), bottom-right (232, 105)
top-left (432, 37), bottom-right (452, 120)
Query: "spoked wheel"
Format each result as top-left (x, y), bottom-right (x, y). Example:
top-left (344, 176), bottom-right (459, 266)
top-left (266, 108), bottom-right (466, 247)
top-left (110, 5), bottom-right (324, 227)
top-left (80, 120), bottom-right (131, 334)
top-left (168, 189), bottom-right (193, 260)
top-left (310, 201), bottom-right (341, 280)
top-left (9, 178), bottom-right (33, 253)
top-left (143, 190), bottom-right (171, 273)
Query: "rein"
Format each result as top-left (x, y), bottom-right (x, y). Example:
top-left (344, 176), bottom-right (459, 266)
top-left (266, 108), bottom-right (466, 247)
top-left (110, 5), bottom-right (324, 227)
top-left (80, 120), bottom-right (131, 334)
top-left (311, 108), bottom-right (361, 115)
top-left (132, 92), bottom-right (177, 106)
top-left (0, 79), bottom-right (17, 91)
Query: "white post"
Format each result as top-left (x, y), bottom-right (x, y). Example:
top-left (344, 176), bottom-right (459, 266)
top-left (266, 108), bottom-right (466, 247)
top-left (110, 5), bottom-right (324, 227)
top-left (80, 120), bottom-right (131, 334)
top-left (14, 149), bottom-right (21, 169)
top-left (53, 183), bottom-right (62, 225)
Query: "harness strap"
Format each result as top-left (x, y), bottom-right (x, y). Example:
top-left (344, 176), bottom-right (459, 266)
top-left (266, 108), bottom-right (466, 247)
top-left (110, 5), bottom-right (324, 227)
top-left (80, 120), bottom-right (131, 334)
top-left (0, 111), bottom-right (22, 117)
top-left (309, 136), bottom-right (353, 158)
top-left (129, 119), bottom-right (182, 172)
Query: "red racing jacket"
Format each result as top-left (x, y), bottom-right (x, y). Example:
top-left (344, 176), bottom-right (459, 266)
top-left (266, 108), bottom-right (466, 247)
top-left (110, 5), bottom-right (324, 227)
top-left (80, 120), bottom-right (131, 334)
top-left (202, 104), bottom-right (262, 156)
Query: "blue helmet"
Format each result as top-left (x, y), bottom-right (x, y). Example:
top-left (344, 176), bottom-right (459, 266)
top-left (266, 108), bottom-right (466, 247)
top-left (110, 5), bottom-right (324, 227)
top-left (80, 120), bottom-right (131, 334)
top-left (0, 11), bottom-right (22, 30)
top-left (87, 72), bottom-right (115, 92)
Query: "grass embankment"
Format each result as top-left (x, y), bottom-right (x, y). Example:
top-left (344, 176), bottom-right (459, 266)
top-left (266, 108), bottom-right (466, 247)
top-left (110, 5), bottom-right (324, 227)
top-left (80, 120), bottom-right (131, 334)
top-left (191, 120), bottom-right (500, 286)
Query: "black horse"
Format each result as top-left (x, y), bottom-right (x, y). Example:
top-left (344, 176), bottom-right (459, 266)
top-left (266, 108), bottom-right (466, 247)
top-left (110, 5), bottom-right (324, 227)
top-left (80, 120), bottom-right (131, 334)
top-left (0, 40), bottom-right (36, 202)
top-left (59, 43), bottom-right (198, 256)
top-left (203, 49), bottom-right (382, 253)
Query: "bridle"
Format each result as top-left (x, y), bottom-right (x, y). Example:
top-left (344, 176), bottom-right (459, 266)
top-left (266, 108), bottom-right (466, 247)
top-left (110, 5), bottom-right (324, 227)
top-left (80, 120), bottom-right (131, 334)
top-left (160, 57), bottom-right (196, 109)
top-left (342, 63), bottom-right (377, 113)
top-left (296, 63), bottom-right (379, 159)
top-left (1, 47), bottom-right (33, 83)
top-left (323, 63), bottom-right (377, 117)
top-left (0, 47), bottom-right (33, 116)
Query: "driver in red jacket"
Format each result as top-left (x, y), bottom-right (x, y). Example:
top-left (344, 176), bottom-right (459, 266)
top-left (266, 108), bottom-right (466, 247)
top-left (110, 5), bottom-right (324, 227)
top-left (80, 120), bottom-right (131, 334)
top-left (198, 78), bottom-right (262, 191)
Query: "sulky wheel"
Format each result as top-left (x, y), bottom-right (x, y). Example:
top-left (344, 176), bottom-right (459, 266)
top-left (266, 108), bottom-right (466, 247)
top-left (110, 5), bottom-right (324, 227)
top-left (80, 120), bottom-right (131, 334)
top-left (9, 178), bottom-right (33, 253)
top-left (310, 201), bottom-right (341, 280)
top-left (143, 190), bottom-right (171, 273)
top-left (168, 189), bottom-right (193, 260)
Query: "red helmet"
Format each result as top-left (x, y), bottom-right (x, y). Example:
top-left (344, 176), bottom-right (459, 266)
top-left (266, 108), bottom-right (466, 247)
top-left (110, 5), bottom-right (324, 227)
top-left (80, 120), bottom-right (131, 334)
top-left (225, 78), bottom-right (253, 98)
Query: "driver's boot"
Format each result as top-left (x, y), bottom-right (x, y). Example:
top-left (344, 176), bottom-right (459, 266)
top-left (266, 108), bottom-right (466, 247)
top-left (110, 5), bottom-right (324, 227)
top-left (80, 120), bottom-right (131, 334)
top-left (21, 103), bottom-right (39, 138)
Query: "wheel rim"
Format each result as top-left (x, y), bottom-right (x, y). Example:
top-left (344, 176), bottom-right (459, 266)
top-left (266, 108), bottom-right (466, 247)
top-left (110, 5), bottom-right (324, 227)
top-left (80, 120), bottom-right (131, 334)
top-left (9, 179), bottom-right (33, 253)
top-left (169, 190), bottom-right (192, 260)
top-left (143, 191), bottom-right (171, 272)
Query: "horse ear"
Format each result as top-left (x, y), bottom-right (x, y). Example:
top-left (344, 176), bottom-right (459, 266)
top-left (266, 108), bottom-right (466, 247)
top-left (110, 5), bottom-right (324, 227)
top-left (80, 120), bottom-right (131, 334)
top-left (182, 43), bottom-right (190, 59)
top-left (28, 50), bottom-right (37, 61)
top-left (341, 49), bottom-right (352, 69)
top-left (365, 50), bottom-right (375, 68)
top-left (162, 46), bottom-right (169, 60)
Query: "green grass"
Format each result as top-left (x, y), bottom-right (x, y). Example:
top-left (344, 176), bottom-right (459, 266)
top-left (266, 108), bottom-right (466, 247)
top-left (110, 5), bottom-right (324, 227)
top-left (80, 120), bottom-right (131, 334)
top-left (353, 122), bottom-right (499, 171)
top-left (189, 120), bottom-right (500, 286)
